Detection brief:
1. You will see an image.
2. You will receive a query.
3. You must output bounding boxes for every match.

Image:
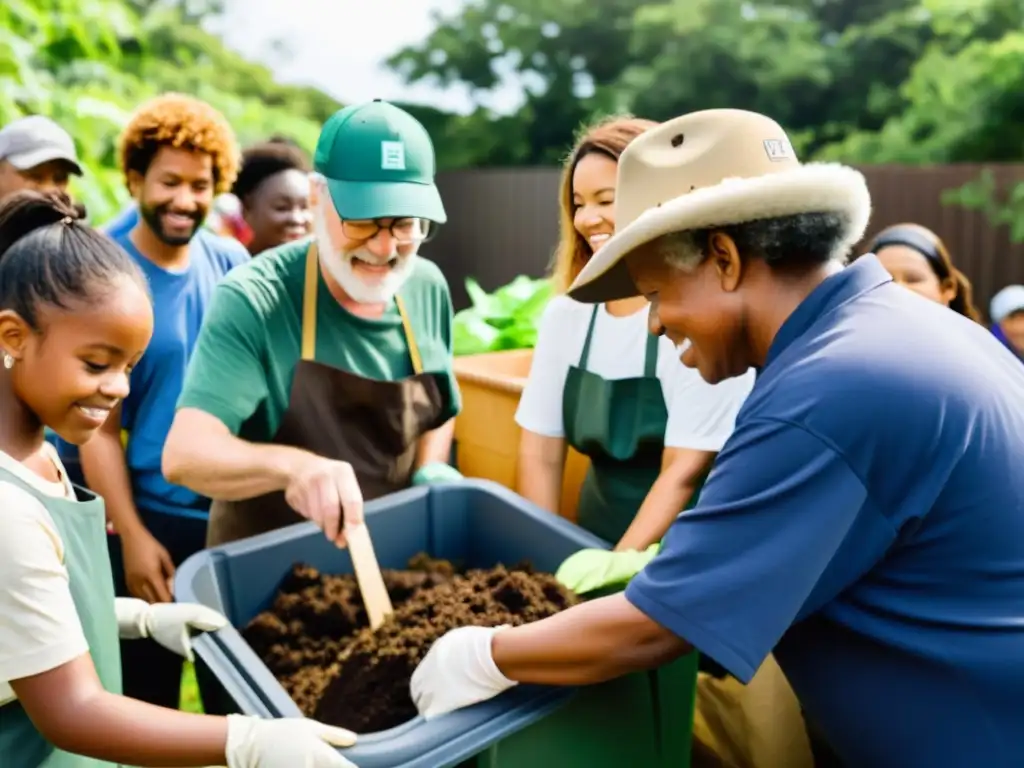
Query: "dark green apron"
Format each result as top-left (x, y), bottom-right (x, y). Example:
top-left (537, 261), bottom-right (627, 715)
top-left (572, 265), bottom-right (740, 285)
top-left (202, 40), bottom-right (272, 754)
top-left (0, 465), bottom-right (123, 767)
top-left (562, 305), bottom-right (672, 544)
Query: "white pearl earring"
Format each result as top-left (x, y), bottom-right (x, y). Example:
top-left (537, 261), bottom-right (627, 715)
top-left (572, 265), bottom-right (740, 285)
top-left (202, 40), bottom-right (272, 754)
top-left (3, 353), bottom-right (13, 370)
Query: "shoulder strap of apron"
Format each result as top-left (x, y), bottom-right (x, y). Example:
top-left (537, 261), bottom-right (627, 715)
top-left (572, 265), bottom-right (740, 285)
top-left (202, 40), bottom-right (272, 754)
top-left (577, 303), bottom-right (659, 377)
top-left (643, 323), bottom-right (660, 377)
top-left (394, 296), bottom-right (423, 375)
top-left (301, 242), bottom-right (424, 374)
top-left (577, 304), bottom-right (600, 369)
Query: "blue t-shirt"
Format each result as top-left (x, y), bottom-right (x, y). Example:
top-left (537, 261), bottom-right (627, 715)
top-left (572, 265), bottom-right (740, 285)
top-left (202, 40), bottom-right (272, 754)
top-left (626, 256), bottom-right (1024, 767)
top-left (103, 204), bottom-right (139, 241)
top-left (58, 227), bottom-right (248, 517)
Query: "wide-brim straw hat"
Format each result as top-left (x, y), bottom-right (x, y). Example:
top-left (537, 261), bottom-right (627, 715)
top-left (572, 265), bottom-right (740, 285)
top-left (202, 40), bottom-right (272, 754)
top-left (568, 109), bottom-right (872, 304)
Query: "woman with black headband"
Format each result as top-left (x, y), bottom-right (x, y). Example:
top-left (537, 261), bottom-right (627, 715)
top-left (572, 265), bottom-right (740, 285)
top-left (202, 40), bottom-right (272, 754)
top-left (865, 223), bottom-right (982, 321)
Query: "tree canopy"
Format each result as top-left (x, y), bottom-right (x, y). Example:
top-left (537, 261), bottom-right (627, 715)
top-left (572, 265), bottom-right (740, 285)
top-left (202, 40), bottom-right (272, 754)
top-left (388, 0), bottom-right (1024, 167)
top-left (1, 0), bottom-right (341, 222)
top-left (6, 0), bottom-right (1024, 230)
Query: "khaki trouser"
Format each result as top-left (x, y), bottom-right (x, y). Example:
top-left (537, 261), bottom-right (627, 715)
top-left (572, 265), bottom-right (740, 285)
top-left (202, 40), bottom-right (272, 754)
top-left (692, 654), bottom-right (814, 768)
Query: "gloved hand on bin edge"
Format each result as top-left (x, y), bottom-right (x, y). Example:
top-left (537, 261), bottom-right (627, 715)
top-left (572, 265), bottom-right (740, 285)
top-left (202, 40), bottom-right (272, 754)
top-left (555, 544), bottom-right (661, 595)
top-left (411, 462), bottom-right (464, 486)
top-left (115, 597), bottom-right (227, 662)
top-left (226, 714), bottom-right (359, 768)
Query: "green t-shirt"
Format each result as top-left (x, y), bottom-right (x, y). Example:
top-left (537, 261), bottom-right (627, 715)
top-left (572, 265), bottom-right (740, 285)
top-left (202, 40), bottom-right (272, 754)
top-left (176, 238), bottom-right (461, 443)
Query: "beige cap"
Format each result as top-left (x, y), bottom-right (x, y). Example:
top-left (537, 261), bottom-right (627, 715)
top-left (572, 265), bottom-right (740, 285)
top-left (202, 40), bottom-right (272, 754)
top-left (568, 109), bottom-right (871, 304)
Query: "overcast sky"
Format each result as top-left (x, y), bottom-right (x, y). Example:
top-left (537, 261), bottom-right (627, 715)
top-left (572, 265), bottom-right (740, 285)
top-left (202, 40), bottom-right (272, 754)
top-left (215, 0), bottom-right (522, 114)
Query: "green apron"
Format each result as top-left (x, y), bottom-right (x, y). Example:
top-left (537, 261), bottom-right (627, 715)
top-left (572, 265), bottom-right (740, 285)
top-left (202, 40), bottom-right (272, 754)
top-left (0, 466), bottom-right (123, 768)
top-left (563, 305), bottom-right (704, 544)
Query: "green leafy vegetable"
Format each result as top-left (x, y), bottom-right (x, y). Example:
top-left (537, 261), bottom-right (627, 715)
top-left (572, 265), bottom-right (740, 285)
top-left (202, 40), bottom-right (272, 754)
top-left (453, 275), bottom-right (553, 356)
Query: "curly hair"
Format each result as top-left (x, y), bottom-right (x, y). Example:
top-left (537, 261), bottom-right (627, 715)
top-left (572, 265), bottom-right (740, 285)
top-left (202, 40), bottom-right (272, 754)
top-left (118, 92), bottom-right (241, 194)
top-left (231, 139), bottom-right (311, 202)
top-left (549, 114), bottom-right (658, 294)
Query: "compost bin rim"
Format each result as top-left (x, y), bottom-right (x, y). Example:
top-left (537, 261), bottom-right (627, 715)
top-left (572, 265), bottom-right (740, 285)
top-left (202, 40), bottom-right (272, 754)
top-left (174, 480), bottom-right (612, 765)
top-left (453, 368), bottom-right (528, 392)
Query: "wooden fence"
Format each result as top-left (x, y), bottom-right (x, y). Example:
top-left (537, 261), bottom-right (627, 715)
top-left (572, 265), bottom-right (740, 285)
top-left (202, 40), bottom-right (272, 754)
top-left (422, 164), bottom-right (1024, 321)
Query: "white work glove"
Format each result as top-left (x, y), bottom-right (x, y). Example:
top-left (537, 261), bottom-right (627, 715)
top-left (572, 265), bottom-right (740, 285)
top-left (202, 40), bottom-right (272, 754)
top-left (225, 714), bottom-right (358, 768)
top-left (115, 597), bottom-right (227, 662)
top-left (410, 625), bottom-right (518, 720)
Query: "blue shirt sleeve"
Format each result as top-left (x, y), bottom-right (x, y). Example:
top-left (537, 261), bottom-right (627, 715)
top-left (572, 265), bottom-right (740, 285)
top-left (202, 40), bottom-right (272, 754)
top-left (625, 417), bottom-right (891, 683)
top-left (223, 241), bottom-right (250, 270)
top-left (205, 232), bottom-right (250, 273)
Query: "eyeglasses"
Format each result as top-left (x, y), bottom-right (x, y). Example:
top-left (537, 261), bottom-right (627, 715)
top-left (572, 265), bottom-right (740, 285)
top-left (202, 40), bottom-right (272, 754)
top-left (341, 217), bottom-right (436, 244)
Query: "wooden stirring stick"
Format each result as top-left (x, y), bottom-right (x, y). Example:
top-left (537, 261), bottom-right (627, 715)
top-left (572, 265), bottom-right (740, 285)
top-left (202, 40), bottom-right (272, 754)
top-left (345, 522), bottom-right (394, 630)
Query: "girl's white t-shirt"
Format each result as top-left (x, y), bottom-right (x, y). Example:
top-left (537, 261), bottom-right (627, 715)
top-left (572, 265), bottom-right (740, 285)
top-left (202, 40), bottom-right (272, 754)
top-left (516, 295), bottom-right (756, 450)
top-left (0, 443), bottom-right (89, 706)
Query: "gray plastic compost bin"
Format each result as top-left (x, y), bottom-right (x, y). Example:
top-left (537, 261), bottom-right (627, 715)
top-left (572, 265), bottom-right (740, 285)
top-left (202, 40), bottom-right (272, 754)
top-left (175, 480), bottom-right (696, 768)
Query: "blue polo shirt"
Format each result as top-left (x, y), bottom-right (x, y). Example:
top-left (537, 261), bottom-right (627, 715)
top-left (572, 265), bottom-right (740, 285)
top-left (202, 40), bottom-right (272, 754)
top-left (626, 256), bottom-right (1024, 767)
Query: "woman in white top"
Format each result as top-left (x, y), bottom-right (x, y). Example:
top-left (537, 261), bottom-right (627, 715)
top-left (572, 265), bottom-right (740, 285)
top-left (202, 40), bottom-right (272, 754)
top-left (0, 191), bottom-right (355, 767)
top-left (516, 116), bottom-right (755, 548)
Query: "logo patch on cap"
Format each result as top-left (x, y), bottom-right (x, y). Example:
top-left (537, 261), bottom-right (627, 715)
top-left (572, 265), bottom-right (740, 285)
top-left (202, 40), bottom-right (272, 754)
top-left (381, 141), bottom-right (406, 171)
top-left (763, 138), bottom-right (794, 162)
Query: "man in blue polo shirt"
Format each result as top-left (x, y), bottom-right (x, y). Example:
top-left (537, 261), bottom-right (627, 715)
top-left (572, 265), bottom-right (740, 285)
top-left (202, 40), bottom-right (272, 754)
top-left (408, 110), bottom-right (1024, 767)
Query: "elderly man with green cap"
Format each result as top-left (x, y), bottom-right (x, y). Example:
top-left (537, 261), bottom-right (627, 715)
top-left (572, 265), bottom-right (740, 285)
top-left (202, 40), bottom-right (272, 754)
top-left (163, 100), bottom-right (461, 548)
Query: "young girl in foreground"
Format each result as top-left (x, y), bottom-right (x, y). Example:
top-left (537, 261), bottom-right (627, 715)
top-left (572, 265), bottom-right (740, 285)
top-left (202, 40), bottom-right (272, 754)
top-left (0, 191), bottom-right (356, 767)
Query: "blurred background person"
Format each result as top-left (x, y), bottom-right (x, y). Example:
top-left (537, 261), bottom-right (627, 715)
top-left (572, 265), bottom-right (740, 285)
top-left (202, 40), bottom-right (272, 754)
top-left (990, 284), bottom-right (1024, 361)
top-left (865, 222), bottom-right (982, 322)
top-left (0, 116), bottom-right (83, 203)
top-left (230, 136), bottom-right (312, 255)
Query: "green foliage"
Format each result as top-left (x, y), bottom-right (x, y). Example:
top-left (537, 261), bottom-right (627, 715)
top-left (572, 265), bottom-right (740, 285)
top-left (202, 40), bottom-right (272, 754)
top-left (1, 0), bottom-right (341, 224)
top-left (386, 0), bottom-right (933, 164)
top-left (9, 0), bottom-right (1024, 236)
top-left (386, 0), bottom-right (1024, 237)
top-left (453, 276), bottom-right (553, 356)
top-left (943, 170), bottom-right (1024, 244)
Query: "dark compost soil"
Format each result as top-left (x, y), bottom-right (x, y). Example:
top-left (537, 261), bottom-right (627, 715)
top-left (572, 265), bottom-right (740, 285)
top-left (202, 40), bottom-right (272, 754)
top-left (242, 554), bottom-right (578, 733)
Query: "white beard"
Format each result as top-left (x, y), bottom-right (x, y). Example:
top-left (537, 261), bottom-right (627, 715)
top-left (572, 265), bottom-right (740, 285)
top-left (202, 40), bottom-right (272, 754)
top-left (312, 203), bottom-right (418, 304)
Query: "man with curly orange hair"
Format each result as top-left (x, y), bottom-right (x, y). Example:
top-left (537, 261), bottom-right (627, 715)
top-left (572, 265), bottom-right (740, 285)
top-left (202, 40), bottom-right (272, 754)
top-left (55, 92), bottom-right (250, 710)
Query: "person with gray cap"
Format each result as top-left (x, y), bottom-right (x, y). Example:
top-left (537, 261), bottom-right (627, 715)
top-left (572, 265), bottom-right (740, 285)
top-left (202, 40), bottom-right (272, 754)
top-left (409, 109), bottom-right (1024, 767)
top-left (990, 284), bottom-right (1024, 360)
top-left (0, 116), bottom-right (83, 202)
top-left (162, 100), bottom-right (462, 549)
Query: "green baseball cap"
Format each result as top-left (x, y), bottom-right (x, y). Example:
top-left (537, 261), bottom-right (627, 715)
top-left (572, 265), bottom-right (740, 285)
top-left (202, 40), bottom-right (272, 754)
top-left (313, 100), bottom-right (446, 224)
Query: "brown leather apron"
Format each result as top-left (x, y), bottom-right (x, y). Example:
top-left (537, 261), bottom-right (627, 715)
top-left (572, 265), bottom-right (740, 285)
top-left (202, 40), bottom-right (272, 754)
top-left (206, 243), bottom-right (450, 546)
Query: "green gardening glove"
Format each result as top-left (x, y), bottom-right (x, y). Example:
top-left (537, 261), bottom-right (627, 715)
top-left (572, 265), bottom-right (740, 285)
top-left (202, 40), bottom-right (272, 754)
top-left (555, 543), bottom-right (661, 595)
top-left (412, 462), bottom-right (464, 486)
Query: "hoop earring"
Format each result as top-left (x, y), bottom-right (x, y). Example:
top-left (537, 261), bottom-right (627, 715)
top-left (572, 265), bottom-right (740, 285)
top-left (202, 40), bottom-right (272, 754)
top-left (3, 353), bottom-right (13, 370)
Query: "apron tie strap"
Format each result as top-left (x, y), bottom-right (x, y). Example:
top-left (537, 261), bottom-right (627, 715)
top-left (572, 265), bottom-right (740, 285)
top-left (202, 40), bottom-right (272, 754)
top-left (577, 304), bottom-right (600, 370)
top-left (577, 303), bottom-right (659, 378)
top-left (302, 243), bottom-right (319, 360)
top-left (395, 296), bottom-right (423, 375)
top-left (644, 324), bottom-right (660, 378)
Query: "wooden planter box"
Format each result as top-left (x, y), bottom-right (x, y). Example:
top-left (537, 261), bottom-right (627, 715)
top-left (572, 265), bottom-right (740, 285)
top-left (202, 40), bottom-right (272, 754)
top-left (452, 349), bottom-right (589, 522)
